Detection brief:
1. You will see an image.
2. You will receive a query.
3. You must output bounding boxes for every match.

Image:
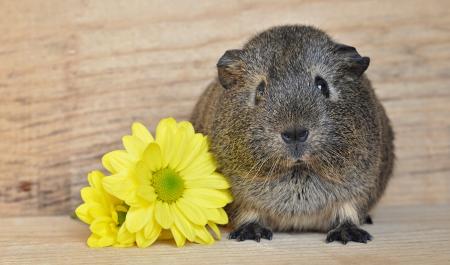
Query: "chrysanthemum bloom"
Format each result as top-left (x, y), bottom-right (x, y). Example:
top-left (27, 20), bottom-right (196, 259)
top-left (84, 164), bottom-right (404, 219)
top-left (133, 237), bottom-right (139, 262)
top-left (102, 118), bottom-right (233, 247)
top-left (75, 171), bottom-right (134, 247)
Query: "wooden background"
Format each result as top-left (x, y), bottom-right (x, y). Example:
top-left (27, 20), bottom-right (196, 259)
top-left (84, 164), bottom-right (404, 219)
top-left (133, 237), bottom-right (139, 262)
top-left (0, 0), bottom-right (449, 216)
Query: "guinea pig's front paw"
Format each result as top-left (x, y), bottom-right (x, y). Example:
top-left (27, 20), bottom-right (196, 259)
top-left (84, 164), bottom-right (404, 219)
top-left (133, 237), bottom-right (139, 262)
top-left (228, 222), bottom-right (273, 242)
top-left (326, 221), bottom-right (372, 244)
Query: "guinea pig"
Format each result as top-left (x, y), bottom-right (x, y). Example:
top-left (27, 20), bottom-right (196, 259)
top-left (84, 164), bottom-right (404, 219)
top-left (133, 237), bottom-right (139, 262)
top-left (191, 25), bottom-right (394, 244)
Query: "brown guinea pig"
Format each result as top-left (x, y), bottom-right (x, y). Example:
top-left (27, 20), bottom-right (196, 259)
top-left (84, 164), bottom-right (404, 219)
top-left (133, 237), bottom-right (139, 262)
top-left (191, 25), bottom-right (394, 244)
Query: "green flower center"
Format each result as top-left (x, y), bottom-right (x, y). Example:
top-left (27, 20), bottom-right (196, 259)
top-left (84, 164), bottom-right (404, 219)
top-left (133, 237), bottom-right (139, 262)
top-left (116, 204), bottom-right (129, 227)
top-left (152, 168), bottom-right (185, 203)
top-left (117, 211), bottom-right (127, 227)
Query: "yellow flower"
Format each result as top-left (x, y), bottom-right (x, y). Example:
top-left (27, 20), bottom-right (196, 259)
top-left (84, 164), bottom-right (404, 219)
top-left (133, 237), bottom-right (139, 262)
top-left (102, 118), bottom-right (233, 247)
top-left (75, 171), bottom-right (134, 247)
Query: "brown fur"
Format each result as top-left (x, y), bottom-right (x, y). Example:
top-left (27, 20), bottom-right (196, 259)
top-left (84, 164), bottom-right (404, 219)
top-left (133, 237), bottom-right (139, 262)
top-left (191, 25), bottom-right (394, 243)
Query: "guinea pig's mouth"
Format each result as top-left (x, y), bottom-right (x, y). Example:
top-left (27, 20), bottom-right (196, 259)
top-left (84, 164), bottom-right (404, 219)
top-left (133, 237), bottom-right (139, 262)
top-left (293, 159), bottom-right (303, 165)
top-left (285, 153), bottom-right (312, 168)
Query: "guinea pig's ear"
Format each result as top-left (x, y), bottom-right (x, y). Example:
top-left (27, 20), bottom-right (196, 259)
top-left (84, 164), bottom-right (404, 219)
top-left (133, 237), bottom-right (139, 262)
top-left (334, 43), bottom-right (370, 76)
top-left (217, 49), bottom-right (245, 89)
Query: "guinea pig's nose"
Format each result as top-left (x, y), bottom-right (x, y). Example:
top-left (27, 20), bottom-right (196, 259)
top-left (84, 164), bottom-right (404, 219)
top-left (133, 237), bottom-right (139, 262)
top-left (281, 128), bottom-right (309, 143)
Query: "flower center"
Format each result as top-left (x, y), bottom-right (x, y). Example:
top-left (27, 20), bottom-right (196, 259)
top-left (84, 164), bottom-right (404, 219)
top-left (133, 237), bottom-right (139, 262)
top-left (152, 168), bottom-right (184, 203)
top-left (117, 211), bottom-right (127, 227)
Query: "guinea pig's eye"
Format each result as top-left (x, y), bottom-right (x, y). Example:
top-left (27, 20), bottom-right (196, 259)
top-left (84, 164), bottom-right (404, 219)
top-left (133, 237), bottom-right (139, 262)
top-left (314, 76), bottom-right (329, 98)
top-left (256, 80), bottom-right (265, 95)
top-left (255, 80), bottom-right (266, 104)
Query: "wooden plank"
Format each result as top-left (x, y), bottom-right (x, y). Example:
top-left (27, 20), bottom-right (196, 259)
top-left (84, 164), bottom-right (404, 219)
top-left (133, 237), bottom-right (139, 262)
top-left (0, 205), bottom-right (449, 264)
top-left (0, 0), bottom-right (449, 215)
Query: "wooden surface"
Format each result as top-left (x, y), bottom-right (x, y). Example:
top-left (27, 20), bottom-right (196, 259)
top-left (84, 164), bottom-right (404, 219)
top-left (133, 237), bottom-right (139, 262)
top-left (0, 205), bottom-right (448, 264)
top-left (0, 0), bottom-right (450, 216)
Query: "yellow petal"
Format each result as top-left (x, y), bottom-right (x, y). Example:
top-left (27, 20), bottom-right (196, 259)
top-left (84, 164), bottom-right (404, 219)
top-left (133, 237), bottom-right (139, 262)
top-left (165, 133), bottom-right (183, 169)
top-left (132, 122), bottom-right (154, 143)
top-left (80, 187), bottom-right (101, 204)
top-left (126, 206), bottom-right (152, 233)
top-left (184, 172), bottom-right (230, 189)
top-left (154, 201), bottom-right (173, 229)
top-left (155, 117), bottom-right (177, 140)
top-left (171, 203), bottom-right (196, 241)
top-left (177, 121), bottom-right (195, 135)
top-left (168, 128), bottom-right (187, 170)
top-left (75, 203), bottom-right (92, 224)
top-left (208, 222), bottom-right (221, 240)
top-left (102, 150), bottom-right (134, 174)
top-left (117, 223), bottom-right (135, 245)
top-left (87, 170), bottom-right (105, 189)
top-left (87, 203), bottom-right (111, 219)
top-left (134, 161), bottom-right (151, 186)
top-left (170, 225), bottom-right (186, 247)
top-left (100, 235), bottom-right (116, 247)
top-left (90, 217), bottom-right (112, 236)
top-left (176, 198), bottom-right (207, 226)
top-left (122, 135), bottom-right (146, 160)
top-left (108, 193), bottom-right (122, 206)
top-left (215, 208), bottom-right (229, 225)
top-left (193, 225), bottom-right (214, 245)
top-left (203, 208), bottom-right (229, 225)
top-left (170, 123), bottom-right (196, 170)
top-left (175, 134), bottom-right (206, 172)
top-left (87, 234), bottom-right (102, 248)
top-left (125, 192), bottom-right (148, 208)
top-left (102, 173), bottom-right (134, 202)
top-left (183, 188), bottom-right (233, 208)
top-left (142, 221), bottom-right (161, 247)
top-left (179, 153), bottom-right (216, 180)
top-left (111, 209), bottom-right (119, 224)
top-left (141, 143), bottom-right (163, 172)
top-left (143, 212), bottom-right (155, 238)
top-left (137, 185), bottom-right (157, 203)
top-left (136, 230), bottom-right (153, 248)
top-left (135, 232), bottom-right (148, 248)
top-left (155, 118), bottom-right (177, 167)
top-left (113, 242), bottom-right (134, 248)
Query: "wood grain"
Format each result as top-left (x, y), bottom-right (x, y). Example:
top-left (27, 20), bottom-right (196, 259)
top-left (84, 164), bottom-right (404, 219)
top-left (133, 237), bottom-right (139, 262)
top-left (0, 0), bottom-right (449, 216)
top-left (0, 205), bottom-right (449, 264)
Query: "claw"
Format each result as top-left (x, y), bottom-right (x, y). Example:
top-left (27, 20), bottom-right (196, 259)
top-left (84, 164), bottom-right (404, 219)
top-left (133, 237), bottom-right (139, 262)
top-left (326, 221), bottom-right (372, 244)
top-left (228, 222), bottom-right (273, 242)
